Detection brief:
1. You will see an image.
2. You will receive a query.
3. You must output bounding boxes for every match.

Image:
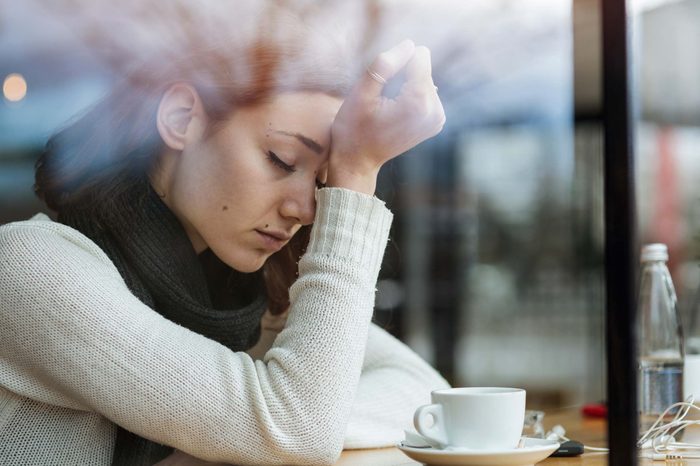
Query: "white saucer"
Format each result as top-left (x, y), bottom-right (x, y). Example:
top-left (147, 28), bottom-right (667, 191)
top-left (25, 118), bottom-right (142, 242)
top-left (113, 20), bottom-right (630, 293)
top-left (397, 437), bottom-right (560, 466)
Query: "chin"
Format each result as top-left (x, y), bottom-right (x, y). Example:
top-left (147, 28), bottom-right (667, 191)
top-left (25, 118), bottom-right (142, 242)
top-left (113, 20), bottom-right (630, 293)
top-left (218, 250), bottom-right (269, 273)
top-left (235, 262), bottom-right (266, 273)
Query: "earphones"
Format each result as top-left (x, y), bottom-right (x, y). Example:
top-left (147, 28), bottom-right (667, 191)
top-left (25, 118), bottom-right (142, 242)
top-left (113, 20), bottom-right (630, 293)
top-left (536, 397), bottom-right (700, 460)
top-left (545, 425), bottom-right (566, 441)
top-left (545, 396), bottom-right (700, 461)
top-left (543, 424), bottom-right (609, 453)
top-left (636, 396), bottom-right (700, 461)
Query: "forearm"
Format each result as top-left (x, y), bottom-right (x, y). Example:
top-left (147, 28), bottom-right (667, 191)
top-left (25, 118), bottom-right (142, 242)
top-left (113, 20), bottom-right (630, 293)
top-left (344, 324), bottom-right (450, 449)
top-left (248, 317), bottom-right (451, 450)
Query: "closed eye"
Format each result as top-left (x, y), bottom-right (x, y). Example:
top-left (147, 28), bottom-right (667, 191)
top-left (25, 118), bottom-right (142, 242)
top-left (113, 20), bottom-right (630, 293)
top-left (267, 151), bottom-right (296, 173)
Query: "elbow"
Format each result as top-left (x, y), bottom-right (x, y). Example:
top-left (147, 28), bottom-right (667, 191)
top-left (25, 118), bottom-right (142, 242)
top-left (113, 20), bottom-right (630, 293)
top-left (283, 446), bottom-right (342, 466)
top-left (300, 444), bottom-right (343, 466)
top-left (318, 435), bottom-right (344, 465)
top-left (285, 427), bottom-right (344, 465)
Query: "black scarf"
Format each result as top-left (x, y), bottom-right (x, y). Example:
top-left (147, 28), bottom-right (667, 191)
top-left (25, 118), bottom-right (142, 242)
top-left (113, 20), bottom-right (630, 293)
top-left (59, 179), bottom-right (267, 465)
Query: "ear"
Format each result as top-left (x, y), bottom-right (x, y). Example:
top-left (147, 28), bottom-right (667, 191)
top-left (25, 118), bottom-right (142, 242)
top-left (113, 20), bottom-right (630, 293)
top-left (156, 83), bottom-right (208, 151)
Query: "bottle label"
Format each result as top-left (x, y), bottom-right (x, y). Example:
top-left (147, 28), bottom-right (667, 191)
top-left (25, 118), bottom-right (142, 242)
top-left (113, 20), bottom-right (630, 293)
top-left (639, 361), bottom-right (683, 415)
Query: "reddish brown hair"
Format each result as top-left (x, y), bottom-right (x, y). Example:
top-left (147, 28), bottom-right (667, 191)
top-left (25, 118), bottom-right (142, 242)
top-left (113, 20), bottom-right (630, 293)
top-left (35, 22), bottom-right (355, 314)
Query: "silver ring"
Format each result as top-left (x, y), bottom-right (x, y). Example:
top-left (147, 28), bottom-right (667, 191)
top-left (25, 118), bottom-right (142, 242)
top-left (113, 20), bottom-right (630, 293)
top-left (367, 68), bottom-right (387, 85)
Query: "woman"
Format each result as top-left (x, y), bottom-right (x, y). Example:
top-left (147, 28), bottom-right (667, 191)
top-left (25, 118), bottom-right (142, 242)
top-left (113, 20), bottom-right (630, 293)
top-left (0, 6), bottom-right (448, 465)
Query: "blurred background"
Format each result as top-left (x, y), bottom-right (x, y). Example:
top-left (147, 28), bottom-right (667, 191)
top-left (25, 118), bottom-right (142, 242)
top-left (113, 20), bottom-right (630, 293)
top-left (1, 0), bottom-right (699, 411)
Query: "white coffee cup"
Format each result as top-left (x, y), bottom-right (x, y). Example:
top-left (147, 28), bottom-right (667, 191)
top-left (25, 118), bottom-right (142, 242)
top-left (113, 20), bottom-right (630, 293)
top-left (413, 387), bottom-right (526, 450)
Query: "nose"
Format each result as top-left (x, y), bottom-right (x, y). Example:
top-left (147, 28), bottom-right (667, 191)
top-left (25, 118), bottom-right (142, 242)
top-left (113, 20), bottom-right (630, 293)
top-left (280, 182), bottom-right (316, 226)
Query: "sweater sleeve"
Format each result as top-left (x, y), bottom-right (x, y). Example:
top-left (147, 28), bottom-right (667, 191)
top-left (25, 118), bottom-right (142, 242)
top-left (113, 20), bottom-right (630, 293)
top-left (343, 323), bottom-right (450, 449)
top-left (0, 188), bottom-right (392, 466)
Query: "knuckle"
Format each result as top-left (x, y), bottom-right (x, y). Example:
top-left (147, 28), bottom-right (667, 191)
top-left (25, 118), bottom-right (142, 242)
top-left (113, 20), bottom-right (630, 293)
top-left (436, 110), bottom-right (447, 127)
top-left (434, 118), bottom-right (446, 134)
top-left (417, 101), bottom-right (432, 116)
top-left (425, 109), bottom-right (446, 135)
top-left (408, 94), bottom-right (432, 116)
top-left (436, 107), bottom-right (446, 123)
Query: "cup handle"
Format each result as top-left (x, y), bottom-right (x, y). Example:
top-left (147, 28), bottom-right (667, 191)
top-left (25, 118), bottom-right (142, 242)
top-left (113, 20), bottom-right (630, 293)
top-left (414, 403), bottom-right (447, 447)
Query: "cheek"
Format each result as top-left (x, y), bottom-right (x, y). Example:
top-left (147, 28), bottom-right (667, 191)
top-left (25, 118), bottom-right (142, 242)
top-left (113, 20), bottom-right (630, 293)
top-left (175, 152), bottom-right (225, 210)
top-left (166, 144), bottom-right (237, 240)
top-left (183, 145), bottom-right (272, 224)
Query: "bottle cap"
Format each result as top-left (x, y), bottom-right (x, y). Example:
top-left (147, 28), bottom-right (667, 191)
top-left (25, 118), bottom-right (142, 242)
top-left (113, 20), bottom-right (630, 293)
top-left (641, 243), bottom-right (668, 262)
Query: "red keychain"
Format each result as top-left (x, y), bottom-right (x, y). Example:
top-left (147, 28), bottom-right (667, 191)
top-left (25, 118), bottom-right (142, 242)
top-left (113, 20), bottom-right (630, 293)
top-left (582, 403), bottom-right (607, 418)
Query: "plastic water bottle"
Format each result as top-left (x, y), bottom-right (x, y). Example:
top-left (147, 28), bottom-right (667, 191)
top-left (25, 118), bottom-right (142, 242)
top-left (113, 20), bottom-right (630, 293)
top-left (637, 244), bottom-right (684, 433)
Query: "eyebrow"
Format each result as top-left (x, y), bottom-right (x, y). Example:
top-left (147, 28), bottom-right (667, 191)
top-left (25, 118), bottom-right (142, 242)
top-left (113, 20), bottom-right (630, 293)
top-left (274, 131), bottom-right (324, 155)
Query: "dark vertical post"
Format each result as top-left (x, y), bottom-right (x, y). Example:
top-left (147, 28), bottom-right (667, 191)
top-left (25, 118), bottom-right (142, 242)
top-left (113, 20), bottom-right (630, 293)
top-left (602, 0), bottom-right (638, 464)
top-left (429, 138), bottom-right (458, 383)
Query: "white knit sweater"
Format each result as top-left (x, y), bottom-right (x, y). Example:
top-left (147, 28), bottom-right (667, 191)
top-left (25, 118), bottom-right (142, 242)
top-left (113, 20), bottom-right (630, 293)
top-left (0, 188), bottom-right (449, 466)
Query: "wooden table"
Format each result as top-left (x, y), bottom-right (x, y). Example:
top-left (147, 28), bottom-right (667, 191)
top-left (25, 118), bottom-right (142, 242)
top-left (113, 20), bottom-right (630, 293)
top-left (336, 406), bottom-right (700, 465)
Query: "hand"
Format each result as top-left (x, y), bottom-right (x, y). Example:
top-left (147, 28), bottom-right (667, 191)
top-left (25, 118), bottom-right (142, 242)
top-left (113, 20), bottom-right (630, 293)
top-left (327, 39), bottom-right (446, 194)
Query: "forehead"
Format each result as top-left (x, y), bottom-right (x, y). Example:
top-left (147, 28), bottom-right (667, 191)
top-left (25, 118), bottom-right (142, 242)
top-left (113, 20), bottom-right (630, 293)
top-left (247, 92), bottom-right (342, 144)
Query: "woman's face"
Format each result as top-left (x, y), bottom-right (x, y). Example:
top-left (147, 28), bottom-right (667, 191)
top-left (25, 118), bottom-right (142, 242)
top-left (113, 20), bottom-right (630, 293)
top-left (162, 92), bottom-right (342, 272)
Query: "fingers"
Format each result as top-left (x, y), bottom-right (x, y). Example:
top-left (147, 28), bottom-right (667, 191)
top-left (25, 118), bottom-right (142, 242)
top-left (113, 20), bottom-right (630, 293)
top-left (400, 46), bottom-right (444, 133)
top-left (362, 39), bottom-right (416, 96)
top-left (403, 46), bottom-right (435, 93)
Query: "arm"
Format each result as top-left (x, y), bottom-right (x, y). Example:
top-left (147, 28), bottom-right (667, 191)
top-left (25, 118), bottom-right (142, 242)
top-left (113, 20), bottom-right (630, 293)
top-left (0, 189), bottom-right (391, 465)
top-left (247, 319), bottom-right (450, 449)
top-left (344, 323), bottom-right (450, 449)
top-left (244, 40), bottom-right (447, 450)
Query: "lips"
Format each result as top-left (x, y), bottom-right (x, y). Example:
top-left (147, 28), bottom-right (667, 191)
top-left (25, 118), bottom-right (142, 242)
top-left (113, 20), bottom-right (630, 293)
top-left (255, 229), bottom-right (291, 251)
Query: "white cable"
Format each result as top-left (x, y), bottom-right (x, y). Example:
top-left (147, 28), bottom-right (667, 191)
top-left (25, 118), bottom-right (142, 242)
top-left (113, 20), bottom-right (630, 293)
top-left (634, 395), bottom-right (700, 461)
top-left (546, 424), bottom-right (609, 453)
top-left (637, 395), bottom-right (698, 450)
top-left (584, 445), bottom-right (610, 452)
top-left (544, 397), bottom-right (700, 459)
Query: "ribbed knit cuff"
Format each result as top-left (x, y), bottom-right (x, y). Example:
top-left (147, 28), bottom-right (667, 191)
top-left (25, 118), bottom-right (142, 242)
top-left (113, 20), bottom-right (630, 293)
top-left (307, 188), bottom-right (393, 275)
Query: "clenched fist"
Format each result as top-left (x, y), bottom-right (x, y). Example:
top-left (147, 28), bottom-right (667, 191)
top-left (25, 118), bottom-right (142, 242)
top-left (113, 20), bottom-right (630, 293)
top-left (327, 39), bottom-right (446, 194)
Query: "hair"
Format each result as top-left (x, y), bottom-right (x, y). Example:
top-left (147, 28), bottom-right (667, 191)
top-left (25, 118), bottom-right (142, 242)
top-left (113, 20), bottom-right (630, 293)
top-left (34, 13), bottom-right (357, 315)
